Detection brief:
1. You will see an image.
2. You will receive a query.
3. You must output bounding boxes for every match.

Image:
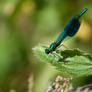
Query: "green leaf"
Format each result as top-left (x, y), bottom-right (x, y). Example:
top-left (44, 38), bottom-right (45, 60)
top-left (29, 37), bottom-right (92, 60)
top-left (33, 45), bottom-right (92, 77)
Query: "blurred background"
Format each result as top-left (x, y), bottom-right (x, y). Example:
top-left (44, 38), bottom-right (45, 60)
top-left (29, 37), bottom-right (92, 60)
top-left (0, 0), bottom-right (92, 92)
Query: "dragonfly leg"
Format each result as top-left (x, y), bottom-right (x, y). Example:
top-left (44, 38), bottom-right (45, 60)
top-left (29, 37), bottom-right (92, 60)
top-left (52, 52), bottom-right (62, 62)
top-left (55, 44), bottom-right (69, 53)
top-left (58, 44), bottom-right (69, 49)
top-left (56, 49), bottom-right (62, 53)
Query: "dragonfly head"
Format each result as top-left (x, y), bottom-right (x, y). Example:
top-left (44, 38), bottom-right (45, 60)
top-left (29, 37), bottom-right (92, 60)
top-left (45, 42), bottom-right (57, 54)
top-left (45, 49), bottom-right (50, 54)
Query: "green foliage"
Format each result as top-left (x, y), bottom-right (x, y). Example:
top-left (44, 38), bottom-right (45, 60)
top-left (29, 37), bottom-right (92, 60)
top-left (33, 45), bottom-right (92, 77)
top-left (0, 21), bottom-right (29, 92)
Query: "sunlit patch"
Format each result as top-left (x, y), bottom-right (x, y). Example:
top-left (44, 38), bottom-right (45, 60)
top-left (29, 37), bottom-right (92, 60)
top-left (3, 3), bottom-right (15, 16)
top-left (76, 21), bottom-right (91, 42)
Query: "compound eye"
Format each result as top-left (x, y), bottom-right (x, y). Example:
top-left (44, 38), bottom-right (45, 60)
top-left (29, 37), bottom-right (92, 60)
top-left (45, 49), bottom-right (50, 54)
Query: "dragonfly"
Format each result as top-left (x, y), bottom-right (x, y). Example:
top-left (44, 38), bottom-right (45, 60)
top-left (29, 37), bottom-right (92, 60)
top-left (45, 8), bottom-right (88, 54)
